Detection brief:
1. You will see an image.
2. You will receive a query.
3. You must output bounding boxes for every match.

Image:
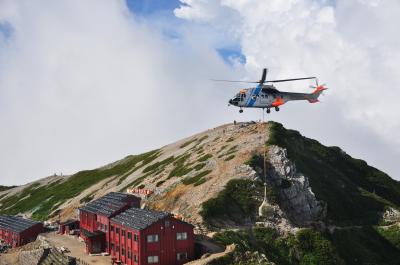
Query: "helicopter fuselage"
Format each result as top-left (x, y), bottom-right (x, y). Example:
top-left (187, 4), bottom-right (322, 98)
top-left (229, 84), bottom-right (324, 112)
top-left (216, 68), bottom-right (326, 113)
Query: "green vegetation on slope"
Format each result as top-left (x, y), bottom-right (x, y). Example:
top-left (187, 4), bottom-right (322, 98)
top-left (180, 138), bottom-right (198, 148)
top-left (375, 225), bottom-right (400, 249)
top-left (0, 149), bottom-right (159, 220)
top-left (182, 170), bottom-right (211, 186)
top-left (200, 179), bottom-right (277, 227)
top-left (224, 154), bottom-right (235, 161)
top-left (79, 191), bottom-right (95, 204)
top-left (211, 228), bottom-right (340, 265)
top-left (116, 150), bottom-right (160, 185)
top-left (265, 121), bottom-right (400, 264)
top-left (180, 135), bottom-right (208, 149)
top-left (142, 155), bottom-right (174, 174)
top-left (193, 163), bottom-right (206, 171)
top-left (267, 121), bottom-right (400, 226)
top-left (0, 185), bottom-right (17, 192)
top-left (331, 226), bottom-right (400, 265)
top-left (168, 153), bottom-right (192, 178)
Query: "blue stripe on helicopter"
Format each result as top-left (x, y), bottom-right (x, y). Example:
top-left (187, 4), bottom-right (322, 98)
top-left (245, 89), bottom-right (253, 107)
top-left (247, 85), bottom-right (262, 107)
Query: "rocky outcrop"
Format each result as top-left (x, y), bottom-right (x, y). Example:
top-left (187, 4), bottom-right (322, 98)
top-left (267, 145), bottom-right (326, 226)
top-left (383, 207), bottom-right (400, 223)
top-left (19, 248), bottom-right (48, 265)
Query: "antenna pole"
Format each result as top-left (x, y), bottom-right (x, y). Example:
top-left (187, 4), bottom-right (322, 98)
top-left (262, 108), bottom-right (267, 197)
top-left (258, 108), bottom-right (270, 218)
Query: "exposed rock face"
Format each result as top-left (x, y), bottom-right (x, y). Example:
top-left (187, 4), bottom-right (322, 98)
top-left (19, 248), bottom-right (48, 265)
top-left (267, 145), bottom-right (326, 226)
top-left (383, 207), bottom-right (400, 223)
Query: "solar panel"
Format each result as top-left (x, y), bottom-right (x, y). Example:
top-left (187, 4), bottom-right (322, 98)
top-left (0, 216), bottom-right (41, 233)
top-left (79, 192), bottom-right (137, 217)
top-left (111, 208), bottom-right (170, 231)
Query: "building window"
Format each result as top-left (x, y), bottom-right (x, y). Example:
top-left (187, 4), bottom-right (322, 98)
top-left (110, 226), bottom-right (114, 232)
top-left (165, 220), bottom-right (170, 227)
top-left (116, 245), bottom-right (120, 252)
top-left (177, 232), bottom-right (188, 240)
top-left (148, 255), bottom-right (159, 263)
top-left (128, 251), bottom-right (132, 259)
top-left (122, 248), bottom-right (125, 256)
top-left (177, 252), bottom-right (188, 261)
top-left (111, 243), bottom-right (114, 251)
top-left (122, 230), bottom-right (125, 237)
top-left (134, 255), bottom-right (138, 262)
top-left (128, 232), bottom-right (132, 239)
top-left (134, 234), bottom-right (138, 241)
top-left (105, 225), bottom-right (108, 231)
top-left (116, 228), bottom-right (120, 234)
top-left (147, 234), bottom-right (159, 243)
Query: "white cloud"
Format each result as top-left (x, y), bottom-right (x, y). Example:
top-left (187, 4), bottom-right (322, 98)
top-left (0, 0), bottom-right (237, 185)
top-left (1, 0), bottom-right (399, 185)
top-left (175, 0), bottom-right (400, 178)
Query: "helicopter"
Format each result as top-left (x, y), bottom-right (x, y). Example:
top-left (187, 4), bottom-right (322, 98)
top-left (213, 68), bottom-right (327, 113)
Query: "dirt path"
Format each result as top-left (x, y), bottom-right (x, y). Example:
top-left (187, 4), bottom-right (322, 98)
top-left (184, 244), bottom-right (235, 265)
top-left (42, 232), bottom-right (111, 265)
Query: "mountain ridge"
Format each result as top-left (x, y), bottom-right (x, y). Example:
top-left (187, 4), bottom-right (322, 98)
top-left (1, 121), bottom-right (400, 264)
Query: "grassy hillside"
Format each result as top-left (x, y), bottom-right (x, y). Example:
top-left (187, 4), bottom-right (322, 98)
top-left (331, 226), bottom-right (400, 265)
top-left (0, 185), bottom-right (17, 192)
top-left (210, 228), bottom-right (341, 265)
top-left (263, 121), bottom-right (400, 264)
top-left (0, 150), bottom-right (160, 220)
top-left (2, 121), bottom-right (399, 264)
top-left (200, 178), bottom-right (277, 227)
top-left (267, 121), bottom-right (400, 226)
top-left (0, 123), bottom-right (265, 222)
top-left (199, 122), bottom-right (400, 265)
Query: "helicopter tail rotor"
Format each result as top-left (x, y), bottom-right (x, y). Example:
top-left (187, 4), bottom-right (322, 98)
top-left (308, 79), bottom-right (328, 103)
top-left (310, 78), bottom-right (328, 94)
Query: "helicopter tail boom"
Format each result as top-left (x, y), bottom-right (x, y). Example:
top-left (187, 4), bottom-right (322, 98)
top-left (307, 86), bottom-right (327, 103)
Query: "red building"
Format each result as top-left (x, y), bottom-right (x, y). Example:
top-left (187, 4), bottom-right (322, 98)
top-left (79, 192), bottom-right (141, 253)
top-left (58, 219), bottom-right (80, 235)
top-left (0, 215), bottom-right (43, 248)
top-left (110, 208), bottom-right (195, 265)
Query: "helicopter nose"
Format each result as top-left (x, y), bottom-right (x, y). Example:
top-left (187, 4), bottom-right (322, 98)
top-left (229, 99), bottom-right (233, 105)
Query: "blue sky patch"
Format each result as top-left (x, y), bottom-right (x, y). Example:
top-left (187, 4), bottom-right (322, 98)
top-left (0, 22), bottom-right (13, 39)
top-left (126, 0), bottom-right (181, 15)
top-left (125, 0), bottom-right (245, 67)
top-left (217, 48), bottom-right (246, 66)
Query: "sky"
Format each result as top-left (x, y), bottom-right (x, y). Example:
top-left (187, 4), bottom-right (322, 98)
top-left (0, 0), bottom-right (399, 185)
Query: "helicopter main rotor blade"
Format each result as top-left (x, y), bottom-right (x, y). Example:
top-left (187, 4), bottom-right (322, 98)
top-left (210, 79), bottom-right (259, 84)
top-left (259, 68), bottom-right (267, 85)
top-left (267, 77), bottom-right (316, 83)
top-left (211, 76), bottom-right (317, 84)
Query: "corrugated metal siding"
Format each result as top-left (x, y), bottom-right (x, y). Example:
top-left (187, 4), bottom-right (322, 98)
top-left (109, 216), bottom-right (194, 265)
top-left (0, 222), bottom-right (43, 247)
top-left (79, 210), bottom-right (98, 233)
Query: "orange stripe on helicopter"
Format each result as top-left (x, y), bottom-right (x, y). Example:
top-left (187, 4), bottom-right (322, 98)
top-left (312, 85), bottom-right (326, 94)
top-left (271, 97), bottom-right (284, 107)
